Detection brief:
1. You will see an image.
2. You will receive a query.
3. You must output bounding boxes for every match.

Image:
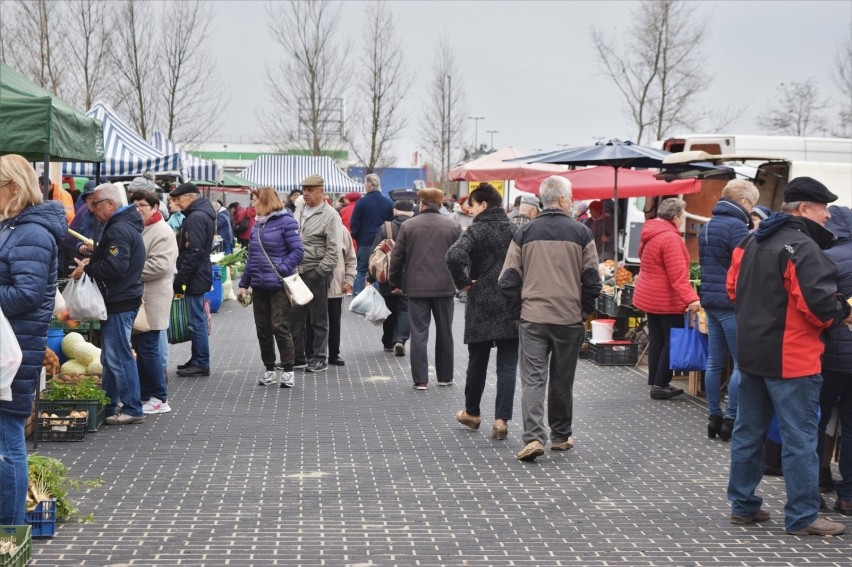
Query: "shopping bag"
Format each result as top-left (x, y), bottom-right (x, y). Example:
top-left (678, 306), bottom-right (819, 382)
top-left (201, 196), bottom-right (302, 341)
top-left (66, 274), bottom-right (108, 321)
top-left (349, 285), bottom-right (391, 324)
top-left (167, 294), bottom-right (191, 344)
top-left (132, 301), bottom-right (150, 334)
top-left (283, 273), bottom-right (314, 306)
top-left (669, 312), bottom-right (708, 371)
top-left (0, 306), bottom-right (23, 401)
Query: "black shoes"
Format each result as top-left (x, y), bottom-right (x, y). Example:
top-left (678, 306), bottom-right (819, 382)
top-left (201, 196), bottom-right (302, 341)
top-left (650, 386), bottom-right (684, 399)
top-left (328, 358), bottom-right (345, 366)
top-left (176, 365), bottom-right (209, 377)
top-left (177, 359), bottom-right (193, 370)
top-left (708, 415), bottom-right (723, 439)
top-left (719, 418), bottom-right (735, 442)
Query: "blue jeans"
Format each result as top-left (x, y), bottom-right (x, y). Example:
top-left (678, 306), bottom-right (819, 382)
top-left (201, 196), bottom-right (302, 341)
top-left (0, 412), bottom-right (27, 524)
top-left (101, 309), bottom-right (144, 417)
top-left (704, 307), bottom-right (740, 419)
top-left (132, 330), bottom-right (167, 402)
top-left (728, 372), bottom-right (822, 532)
top-left (352, 245), bottom-right (372, 294)
top-left (186, 294), bottom-right (209, 368)
top-left (159, 329), bottom-right (168, 371)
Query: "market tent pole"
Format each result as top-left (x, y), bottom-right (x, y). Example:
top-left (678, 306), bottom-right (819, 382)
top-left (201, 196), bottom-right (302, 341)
top-left (613, 166), bottom-right (619, 265)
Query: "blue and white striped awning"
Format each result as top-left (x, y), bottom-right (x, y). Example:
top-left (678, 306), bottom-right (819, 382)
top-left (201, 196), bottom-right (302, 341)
top-left (237, 155), bottom-right (363, 193)
top-left (151, 131), bottom-right (221, 183)
top-left (62, 102), bottom-right (182, 177)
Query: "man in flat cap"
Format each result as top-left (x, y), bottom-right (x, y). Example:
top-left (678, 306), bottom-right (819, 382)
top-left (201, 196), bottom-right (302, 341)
top-left (726, 177), bottom-right (852, 536)
top-left (388, 188), bottom-right (462, 389)
top-left (512, 194), bottom-right (540, 227)
top-left (291, 174), bottom-right (339, 373)
top-left (171, 183), bottom-right (216, 377)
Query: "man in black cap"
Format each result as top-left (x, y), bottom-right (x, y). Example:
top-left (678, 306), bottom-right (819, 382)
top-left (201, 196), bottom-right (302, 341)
top-left (171, 183), bottom-right (217, 377)
top-left (726, 177), bottom-right (852, 536)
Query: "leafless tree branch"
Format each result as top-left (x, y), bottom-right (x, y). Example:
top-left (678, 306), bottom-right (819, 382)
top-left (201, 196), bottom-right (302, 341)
top-left (756, 80), bottom-right (831, 137)
top-left (2, 0), bottom-right (68, 98)
top-left (65, 0), bottom-right (113, 111)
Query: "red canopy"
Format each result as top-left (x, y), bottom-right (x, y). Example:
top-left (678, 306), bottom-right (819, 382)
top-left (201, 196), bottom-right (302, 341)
top-left (515, 166), bottom-right (701, 198)
top-left (448, 147), bottom-right (567, 181)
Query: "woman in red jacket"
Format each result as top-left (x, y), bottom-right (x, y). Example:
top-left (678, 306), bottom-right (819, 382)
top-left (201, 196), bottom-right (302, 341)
top-left (633, 198), bottom-right (701, 400)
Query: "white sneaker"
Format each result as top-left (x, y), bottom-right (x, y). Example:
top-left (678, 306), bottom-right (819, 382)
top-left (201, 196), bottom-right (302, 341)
top-left (259, 370), bottom-right (279, 386)
top-left (142, 397), bottom-right (171, 415)
top-left (280, 371), bottom-right (295, 388)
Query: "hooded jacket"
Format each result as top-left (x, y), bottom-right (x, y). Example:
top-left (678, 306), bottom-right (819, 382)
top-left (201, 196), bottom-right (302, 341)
top-left (727, 213), bottom-right (851, 378)
top-left (698, 198), bottom-right (751, 309)
top-left (0, 201), bottom-right (66, 416)
top-left (239, 210), bottom-right (303, 291)
top-left (175, 196), bottom-right (216, 295)
top-left (85, 205), bottom-right (146, 312)
top-left (633, 218), bottom-right (699, 315)
top-left (822, 206), bottom-right (852, 372)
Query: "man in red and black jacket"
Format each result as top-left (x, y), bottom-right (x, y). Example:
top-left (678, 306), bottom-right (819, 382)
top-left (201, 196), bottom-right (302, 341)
top-left (725, 177), bottom-right (852, 537)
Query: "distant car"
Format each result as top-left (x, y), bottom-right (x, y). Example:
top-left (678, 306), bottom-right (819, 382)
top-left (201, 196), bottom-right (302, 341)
top-left (388, 189), bottom-right (418, 202)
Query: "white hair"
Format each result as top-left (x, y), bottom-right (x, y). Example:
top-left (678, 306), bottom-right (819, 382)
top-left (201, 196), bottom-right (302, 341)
top-left (539, 176), bottom-right (572, 208)
top-left (93, 183), bottom-right (124, 206)
top-left (365, 173), bottom-right (381, 192)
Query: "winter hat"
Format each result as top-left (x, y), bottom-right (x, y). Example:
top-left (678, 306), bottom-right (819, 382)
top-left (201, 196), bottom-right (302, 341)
top-left (393, 199), bottom-right (414, 213)
top-left (417, 188), bottom-right (445, 206)
top-left (751, 205), bottom-right (771, 221)
top-left (128, 171), bottom-right (157, 192)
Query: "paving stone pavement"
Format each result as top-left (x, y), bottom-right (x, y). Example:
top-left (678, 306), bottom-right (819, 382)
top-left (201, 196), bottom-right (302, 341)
top-left (28, 297), bottom-right (849, 566)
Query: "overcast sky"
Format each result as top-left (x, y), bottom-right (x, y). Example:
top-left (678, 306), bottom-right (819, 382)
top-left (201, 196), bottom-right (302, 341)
top-left (208, 0), bottom-right (851, 165)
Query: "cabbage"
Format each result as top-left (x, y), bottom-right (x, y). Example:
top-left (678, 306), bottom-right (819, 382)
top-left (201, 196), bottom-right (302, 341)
top-left (60, 360), bottom-right (87, 375)
top-left (61, 332), bottom-right (86, 357)
top-left (73, 343), bottom-right (100, 365)
top-left (86, 360), bottom-right (103, 375)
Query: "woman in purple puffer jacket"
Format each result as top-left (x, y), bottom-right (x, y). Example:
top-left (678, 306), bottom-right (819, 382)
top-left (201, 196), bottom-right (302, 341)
top-left (238, 187), bottom-right (303, 388)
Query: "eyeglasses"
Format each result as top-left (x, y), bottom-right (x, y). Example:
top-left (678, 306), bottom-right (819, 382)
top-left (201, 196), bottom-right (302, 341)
top-left (92, 198), bottom-right (111, 206)
top-left (134, 202), bottom-right (152, 209)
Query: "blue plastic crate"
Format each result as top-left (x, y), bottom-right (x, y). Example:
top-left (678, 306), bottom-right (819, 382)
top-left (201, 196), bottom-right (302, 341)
top-left (25, 499), bottom-right (56, 538)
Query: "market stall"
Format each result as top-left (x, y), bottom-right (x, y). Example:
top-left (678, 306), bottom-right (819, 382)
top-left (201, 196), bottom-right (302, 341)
top-left (237, 155), bottom-right (363, 194)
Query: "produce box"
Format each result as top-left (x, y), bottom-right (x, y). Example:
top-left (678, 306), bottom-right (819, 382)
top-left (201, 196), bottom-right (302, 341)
top-left (0, 525), bottom-right (32, 567)
top-left (596, 293), bottom-right (617, 317)
top-left (25, 500), bottom-right (55, 538)
top-left (38, 399), bottom-right (104, 432)
top-left (590, 341), bottom-right (639, 366)
top-left (35, 411), bottom-right (87, 442)
top-left (619, 284), bottom-right (635, 307)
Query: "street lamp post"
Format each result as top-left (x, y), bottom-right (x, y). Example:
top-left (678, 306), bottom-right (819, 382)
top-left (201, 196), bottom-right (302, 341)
top-left (486, 130), bottom-right (498, 150)
top-left (469, 116), bottom-right (485, 151)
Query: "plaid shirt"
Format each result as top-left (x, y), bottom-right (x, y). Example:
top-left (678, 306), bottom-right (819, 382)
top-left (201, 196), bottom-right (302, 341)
top-left (512, 214), bottom-right (532, 227)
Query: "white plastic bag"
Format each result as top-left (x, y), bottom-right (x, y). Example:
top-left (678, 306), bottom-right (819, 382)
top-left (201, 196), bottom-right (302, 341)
top-left (67, 274), bottom-right (108, 321)
top-left (349, 285), bottom-right (391, 324)
top-left (0, 306), bottom-right (22, 401)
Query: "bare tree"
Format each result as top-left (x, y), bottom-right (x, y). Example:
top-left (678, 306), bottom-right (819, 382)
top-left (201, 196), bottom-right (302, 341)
top-left (110, 0), bottom-right (159, 138)
top-left (349, 0), bottom-right (407, 172)
top-left (419, 37), bottom-right (466, 190)
top-left (265, 0), bottom-right (350, 155)
top-left (158, 0), bottom-right (226, 147)
top-left (591, 0), bottom-right (713, 144)
top-left (756, 80), bottom-right (830, 137)
top-left (830, 28), bottom-right (852, 137)
top-left (2, 0), bottom-right (68, 97)
top-left (65, 0), bottom-right (113, 111)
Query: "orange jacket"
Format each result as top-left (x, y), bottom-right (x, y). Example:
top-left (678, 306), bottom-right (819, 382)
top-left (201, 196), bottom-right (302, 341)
top-left (51, 183), bottom-right (75, 224)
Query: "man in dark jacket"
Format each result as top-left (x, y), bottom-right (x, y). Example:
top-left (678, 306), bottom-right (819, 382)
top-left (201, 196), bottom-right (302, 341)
top-left (698, 179), bottom-right (758, 441)
top-left (172, 183), bottom-right (216, 377)
top-left (73, 183), bottom-right (147, 424)
top-left (351, 173), bottom-right (393, 293)
top-left (819, 206), bottom-right (852, 515)
top-left (389, 188), bottom-right (462, 389)
top-left (726, 177), bottom-right (852, 536)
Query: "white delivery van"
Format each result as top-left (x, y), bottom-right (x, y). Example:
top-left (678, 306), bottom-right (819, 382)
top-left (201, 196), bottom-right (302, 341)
top-left (660, 135), bottom-right (852, 165)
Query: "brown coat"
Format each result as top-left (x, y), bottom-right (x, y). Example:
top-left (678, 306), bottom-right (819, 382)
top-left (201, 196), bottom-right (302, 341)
top-left (389, 208), bottom-right (462, 298)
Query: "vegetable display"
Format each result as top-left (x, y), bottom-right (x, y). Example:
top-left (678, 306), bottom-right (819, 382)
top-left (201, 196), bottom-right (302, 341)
top-left (42, 376), bottom-right (110, 408)
top-left (27, 454), bottom-right (102, 523)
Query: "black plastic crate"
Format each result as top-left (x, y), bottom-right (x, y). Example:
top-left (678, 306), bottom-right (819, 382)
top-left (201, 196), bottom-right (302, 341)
top-left (596, 293), bottom-right (617, 317)
top-left (619, 284), bottom-right (635, 307)
top-left (590, 341), bottom-right (639, 366)
top-left (36, 411), bottom-right (87, 442)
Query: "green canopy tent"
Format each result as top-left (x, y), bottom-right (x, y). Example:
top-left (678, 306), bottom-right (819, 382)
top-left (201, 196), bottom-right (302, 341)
top-left (0, 62), bottom-right (104, 194)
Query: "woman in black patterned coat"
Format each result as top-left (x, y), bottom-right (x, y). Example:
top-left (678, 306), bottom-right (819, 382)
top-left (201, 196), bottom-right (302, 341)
top-left (445, 183), bottom-right (518, 440)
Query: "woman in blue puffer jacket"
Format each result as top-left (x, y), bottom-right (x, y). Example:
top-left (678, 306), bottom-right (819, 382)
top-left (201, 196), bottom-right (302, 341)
top-left (238, 187), bottom-right (303, 389)
top-left (0, 155), bottom-right (67, 525)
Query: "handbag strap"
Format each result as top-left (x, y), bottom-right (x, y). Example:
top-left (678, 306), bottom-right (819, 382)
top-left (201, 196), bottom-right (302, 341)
top-left (385, 221), bottom-right (392, 240)
top-left (256, 224), bottom-right (284, 281)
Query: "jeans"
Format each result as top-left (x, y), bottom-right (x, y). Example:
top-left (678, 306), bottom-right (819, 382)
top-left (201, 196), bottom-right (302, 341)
top-left (185, 293), bottom-right (210, 368)
top-left (408, 297), bottom-right (455, 384)
top-left (159, 329), bottom-right (168, 371)
top-left (0, 412), bottom-right (27, 524)
top-left (728, 372), bottom-right (822, 532)
top-left (381, 293), bottom-right (410, 348)
top-left (464, 339), bottom-right (519, 421)
top-left (101, 309), bottom-right (144, 417)
top-left (253, 288), bottom-right (295, 370)
top-left (132, 330), bottom-right (167, 402)
top-left (518, 320), bottom-right (585, 445)
top-left (645, 313), bottom-right (684, 387)
top-left (353, 245), bottom-right (372, 294)
top-left (819, 368), bottom-right (852, 500)
top-left (704, 307), bottom-right (740, 419)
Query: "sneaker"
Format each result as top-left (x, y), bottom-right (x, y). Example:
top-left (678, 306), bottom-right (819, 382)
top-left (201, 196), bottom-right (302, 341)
top-left (293, 360), bottom-right (308, 369)
top-left (105, 413), bottom-right (144, 425)
top-left (394, 342), bottom-right (405, 356)
top-left (142, 398), bottom-right (171, 415)
top-left (280, 371), bottom-right (295, 388)
top-left (551, 437), bottom-right (575, 451)
top-left (516, 440), bottom-right (545, 462)
top-left (413, 383), bottom-right (427, 390)
top-left (787, 516), bottom-right (845, 536)
top-left (306, 358), bottom-right (328, 373)
top-left (731, 509), bottom-right (770, 525)
top-left (258, 370), bottom-right (278, 386)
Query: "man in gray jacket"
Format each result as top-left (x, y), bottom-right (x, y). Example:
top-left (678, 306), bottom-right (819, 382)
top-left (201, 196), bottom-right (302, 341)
top-left (292, 175), bottom-right (339, 373)
top-left (389, 188), bottom-right (463, 389)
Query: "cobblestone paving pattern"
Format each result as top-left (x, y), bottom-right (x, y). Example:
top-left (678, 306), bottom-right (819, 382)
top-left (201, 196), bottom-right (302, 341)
top-left (29, 298), bottom-right (849, 566)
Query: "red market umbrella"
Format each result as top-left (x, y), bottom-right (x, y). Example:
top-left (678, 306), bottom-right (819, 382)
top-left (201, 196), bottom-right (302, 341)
top-left (448, 147), bottom-right (567, 182)
top-left (515, 166), bottom-right (701, 199)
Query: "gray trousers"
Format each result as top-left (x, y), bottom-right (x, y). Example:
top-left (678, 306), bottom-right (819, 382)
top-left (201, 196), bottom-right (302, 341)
top-left (408, 297), bottom-right (455, 385)
top-left (518, 320), bottom-right (585, 445)
top-left (290, 270), bottom-right (330, 361)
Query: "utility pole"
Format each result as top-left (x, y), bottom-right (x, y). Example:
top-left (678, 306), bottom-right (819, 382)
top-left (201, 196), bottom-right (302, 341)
top-left (469, 116), bottom-right (485, 151)
top-left (446, 75), bottom-right (452, 192)
top-left (486, 130), bottom-right (498, 150)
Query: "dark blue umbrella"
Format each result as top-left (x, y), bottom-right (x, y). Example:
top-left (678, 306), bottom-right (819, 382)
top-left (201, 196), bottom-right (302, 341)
top-left (514, 139), bottom-right (675, 264)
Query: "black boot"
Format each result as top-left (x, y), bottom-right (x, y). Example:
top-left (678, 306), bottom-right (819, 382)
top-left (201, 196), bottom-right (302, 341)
top-left (820, 467), bottom-right (836, 493)
top-left (708, 415), bottom-right (723, 439)
top-left (719, 418), bottom-right (735, 442)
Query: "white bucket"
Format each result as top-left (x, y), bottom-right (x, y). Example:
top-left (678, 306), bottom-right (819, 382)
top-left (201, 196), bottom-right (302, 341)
top-left (591, 319), bottom-right (616, 343)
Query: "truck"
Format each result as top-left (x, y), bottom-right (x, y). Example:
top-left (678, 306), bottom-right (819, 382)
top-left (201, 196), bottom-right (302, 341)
top-left (660, 134), bottom-right (852, 164)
